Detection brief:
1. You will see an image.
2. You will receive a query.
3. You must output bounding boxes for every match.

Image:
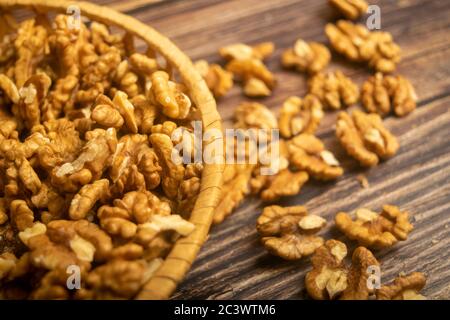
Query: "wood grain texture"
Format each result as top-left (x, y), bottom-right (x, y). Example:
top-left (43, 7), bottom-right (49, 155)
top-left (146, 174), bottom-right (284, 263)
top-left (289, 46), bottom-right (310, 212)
top-left (100, 0), bottom-right (450, 299)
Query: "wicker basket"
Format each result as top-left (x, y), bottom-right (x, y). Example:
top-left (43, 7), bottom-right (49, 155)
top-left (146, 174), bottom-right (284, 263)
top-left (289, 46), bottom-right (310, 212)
top-left (0, 0), bottom-right (224, 299)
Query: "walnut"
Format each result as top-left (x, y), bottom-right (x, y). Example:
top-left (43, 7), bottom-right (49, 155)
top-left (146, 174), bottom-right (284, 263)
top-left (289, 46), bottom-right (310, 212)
top-left (129, 53), bottom-right (159, 76)
top-left (194, 59), bottom-right (233, 98)
top-left (91, 94), bottom-right (124, 129)
top-left (305, 240), bottom-right (380, 300)
top-left (176, 163), bottom-right (203, 216)
top-left (376, 272), bottom-right (427, 300)
top-left (281, 39), bottom-right (330, 74)
top-left (234, 102), bottom-right (278, 130)
top-left (113, 60), bottom-right (141, 98)
top-left (150, 132), bottom-right (185, 199)
top-left (329, 0), bottom-right (368, 20)
top-left (340, 246), bottom-right (380, 300)
top-left (46, 219), bottom-right (113, 262)
top-left (112, 90), bottom-right (139, 134)
top-left (279, 95), bottom-right (323, 138)
top-left (0, 198), bottom-right (7, 225)
top-left (54, 128), bottom-right (118, 188)
top-left (219, 42), bottom-right (274, 61)
top-left (213, 164), bottom-right (253, 225)
top-left (16, 157), bottom-right (42, 194)
top-left (308, 71), bottom-right (359, 110)
top-left (18, 221), bottom-right (46, 246)
top-left (0, 253), bottom-right (16, 281)
top-left (288, 133), bottom-right (343, 180)
top-left (14, 19), bottom-right (48, 87)
top-left (226, 58), bottom-right (275, 97)
top-left (256, 205), bottom-right (325, 260)
top-left (130, 95), bottom-right (158, 134)
top-left (148, 71), bottom-right (191, 119)
top-left (362, 73), bottom-right (417, 117)
top-left (16, 73), bottom-right (52, 129)
top-left (335, 110), bottom-right (399, 167)
top-left (335, 205), bottom-right (413, 249)
top-left (325, 20), bottom-right (401, 73)
top-left (69, 179), bottom-right (110, 220)
top-left (305, 239), bottom-right (348, 300)
top-left (0, 74), bottom-right (20, 104)
top-left (10, 200), bottom-right (34, 231)
top-left (260, 169), bottom-right (309, 202)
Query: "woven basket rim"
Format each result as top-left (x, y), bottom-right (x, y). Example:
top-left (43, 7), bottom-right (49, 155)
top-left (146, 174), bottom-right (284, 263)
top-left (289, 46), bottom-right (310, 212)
top-left (0, 0), bottom-right (224, 300)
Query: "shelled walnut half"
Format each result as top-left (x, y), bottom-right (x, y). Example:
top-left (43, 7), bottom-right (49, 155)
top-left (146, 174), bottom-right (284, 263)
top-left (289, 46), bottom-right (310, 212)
top-left (278, 95), bottom-right (323, 138)
top-left (376, 272), bottom-right (427, 300)
top-left (256, 205), bottom-right (326, 260)
top-left (305, 239), bottom-right (379, 300)
top-left (362, 73), bottom-right (417, 117)
top-left (281, 39), bottom-right (330, 74)
top-left (335, 110), bottom-right (399, 167)
top-left (308, 71), bottom-right (359, 110)
top-left (335, 205), bottom-right (413, 249)
top-left (325, 20), bottom-right (401, 73)
top-left (329, 0), bottom-right (368, 20)
top-left (221, 42), bottom-right (275, 97)
top-left (194, 59), bottom-right (233, 98)
top-left (288, 133), bottom-right (343, 180)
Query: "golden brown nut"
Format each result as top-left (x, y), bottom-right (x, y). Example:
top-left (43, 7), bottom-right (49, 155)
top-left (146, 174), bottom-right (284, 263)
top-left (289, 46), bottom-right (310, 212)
top-left (335, 205), bottom-right (413, 248)
top-left (0, 74), bottom-right (19, 104)
top-left (282, 39), bottom-right (330, 74)
top-left (10, 200), bottom-right (34, 231)
top-left (234, 102), bottom-right (278, 130)
top-left (257, 205), bottom-right (325, 260)
top-left (219, 42), bottom-right (274, 61)
top-left (335, 110), bottom-right (399, 167)
top-left (376, 272), bottom-right (427, 300)
top-left (150, 133), bottom-right (185, 199)
top-left (305, 240), bottom-right (380, 300)
top-left (305, 239), bottom-right (348, 300)
top-left (69, 179), bottom-right (110, 220)
top-left (329, 0), bottom-right (368, 20)
top-left (278, 95), bottom-right (323, 138)
top-left (91, 94), bottom-right (124, 129)
top-left (325, 20), bottom-right (401, 73)
top-left (308, 71), bottom-right (359, 110)
top-left (288, 133), bottom-right (343, 180)
top-left (113, 60), bottom-right (141, 98)
top-left (340, 246), bottom-right (380, 300)
top-left (194, 59), bottom-right (233, 98)
top-left (260, 169), bottom-right (309, 202)
top-left (148, 71), bottom-right (191, 119)
top-left (362, 73), bottom-right (417, 117)
top-left (131, 95), bottom-right (158, 134)
top-left (129, 53), bottom-right (159, 76)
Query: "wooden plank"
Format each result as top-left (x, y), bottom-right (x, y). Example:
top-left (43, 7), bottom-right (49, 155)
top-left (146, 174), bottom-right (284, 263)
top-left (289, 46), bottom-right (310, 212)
top-left (86, 0), bottom-right (450, 299)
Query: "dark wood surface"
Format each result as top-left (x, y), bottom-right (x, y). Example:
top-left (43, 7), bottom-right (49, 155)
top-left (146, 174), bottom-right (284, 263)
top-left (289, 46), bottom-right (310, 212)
top-left (98, 0), bottom-right (449, 299)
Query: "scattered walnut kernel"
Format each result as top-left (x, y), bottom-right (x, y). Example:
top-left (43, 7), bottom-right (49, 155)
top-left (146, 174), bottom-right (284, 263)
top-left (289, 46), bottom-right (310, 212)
top-left (288, 134), bottom-right (344, 180)
top-left (306, 240), bottom-right (380, 300)
top-left (260, 169), bottom-right (309, 202)
top-left (281, 39), bottom-right (331, 74)
top-left (308, 71), bottom-right (359, 110)
top-left (219, 42), bottom-right (274, 61)
top-left (376, 272), bottom-right (427, 300)
top-left (362, 73), bottom-right (417, 117)
top-left (226, 58), bottom-right (275, 97)
top-left (336, 110), bottom-right (399, 167)
top-left (257, 205), bottom-right (325, 260)
top-left (234, 102), bottom-right (278, 130)
top-left (335, 205), bottom-right (413, 248)
top-left (278, 95), bottom-right (323, 138)
top-left (329, 0), bottom-right (368, 20)
top-left (325, 20), bottom-right (401, 73)
top-left (194, 59), bottom-right (233, 98)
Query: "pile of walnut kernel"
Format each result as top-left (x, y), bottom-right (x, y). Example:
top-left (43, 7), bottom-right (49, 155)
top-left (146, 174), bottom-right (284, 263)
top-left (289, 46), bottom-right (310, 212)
top-left (194, 0), bottom-right (425, 300)
top-left (0, 12), bottom-right (203, 299)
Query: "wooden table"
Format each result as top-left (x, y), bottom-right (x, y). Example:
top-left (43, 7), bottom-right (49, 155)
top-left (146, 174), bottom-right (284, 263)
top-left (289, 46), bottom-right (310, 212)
top-left (99, 0), bottom-right (449, 299)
